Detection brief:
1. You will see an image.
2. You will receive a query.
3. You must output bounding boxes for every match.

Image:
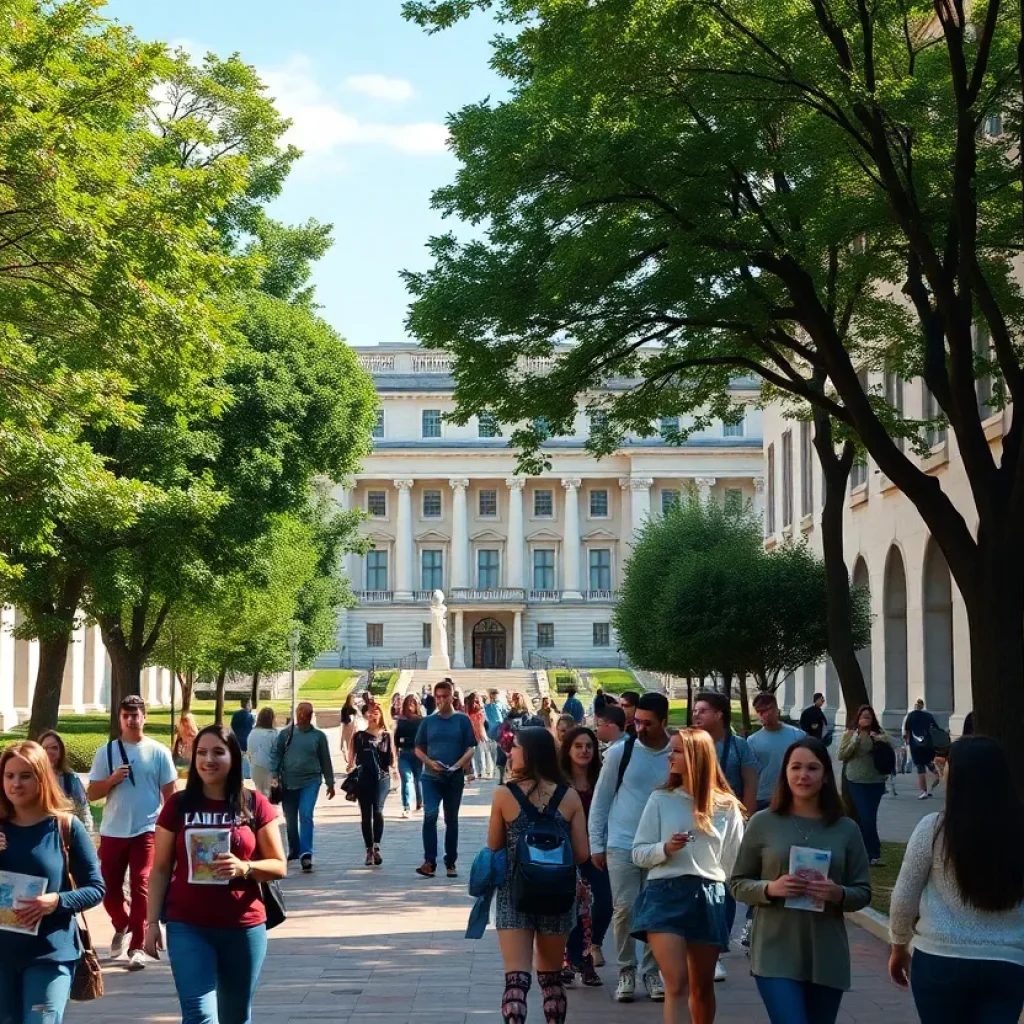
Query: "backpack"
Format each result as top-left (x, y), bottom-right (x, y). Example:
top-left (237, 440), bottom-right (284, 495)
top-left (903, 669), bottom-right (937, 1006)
top-left (507, 783), bottom-right (576, 915)
top-left (497, 717), bottom-right (519, 754)
top-left (871, 739), bottom-right (896, 776)
top-left (614, 735), bottom-right (637, 794)
top-left (928, 723), bottom-right (951, 755)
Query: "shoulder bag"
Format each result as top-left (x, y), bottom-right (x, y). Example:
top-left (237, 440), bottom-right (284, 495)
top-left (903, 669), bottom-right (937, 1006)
top-left (57, 817), bottom-right (104, 1002)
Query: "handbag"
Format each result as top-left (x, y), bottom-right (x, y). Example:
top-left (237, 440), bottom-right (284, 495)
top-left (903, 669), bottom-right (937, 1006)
top-left (341, 767), bottom-right (362, 801)
top-left (269, 725), bottom-right (297, 805)
top-left (57, 817), bottom-right (104, 1002)
top-left (261, 879), bottom-right (286, 929)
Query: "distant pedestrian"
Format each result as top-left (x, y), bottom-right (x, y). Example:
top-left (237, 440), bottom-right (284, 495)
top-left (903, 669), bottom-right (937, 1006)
top-left (395, 694), bottom-right (424, 818)
top-left (340, 693), bottom-right (360, 764)
top-left (230, 698), bottom-right (256, 779)
top-left (269, 700), bottom-right (335, 872)
top-left (799, 693), bottom-right (830, 746)
top-left (903, 699), bottom-right (942, 799)
top-left (888, 735), bottom-right (1024, 1023)
top-left (731, 737), bottom-right (871, 1024)
top-left (348, 703), bottom-right (393, 867)
top-left (172, 712), bottom-right (199, 769)
top-left (422, 686), bottom-right (436, 715)
top-left (619, 691), bottom-right (640, 737)
top-left (555, 714), bottom-right (576, 748)
top-left (246, 707), bottom-right (279, 797)
top-left (496, 694), bottom-right (530, 785)
top-left (562, 687), bottom-right (585, 725)
top-left (466, 692), bottom-right (494, 779)
top-left (39, 729), bottom-right (93, 832)
top-left (537, 696), bottom-right (557, 729)
top-left (838, 704), bottom-right (895, 866)
top-left (594, 704), bottom-right (627, 751)
top-left (390, 692), bottom-right (403, 720)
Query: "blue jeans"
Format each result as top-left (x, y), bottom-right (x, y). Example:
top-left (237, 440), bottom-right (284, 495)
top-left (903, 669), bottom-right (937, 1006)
top-left (0, 961), bottom-right (73, 1024)
top-left (166, 922), bottom-right (268, 1024)
top-left (281, 780), bottom-right (321, 859)
top-left (421, 770), bottom-right (465, 868)
top-left (754, 975), bottom-right (844, 1024)
top-left (399, 751), bottom-right (423, 811)
top-left (911, 949), bottom-right (1024, 1023)
top-left (846, 780), bottom-right (886, 860)
top-left (566, 858), bottom-right (613, 963)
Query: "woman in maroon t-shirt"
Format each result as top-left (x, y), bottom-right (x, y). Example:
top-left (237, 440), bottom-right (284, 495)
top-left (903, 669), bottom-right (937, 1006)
top-left (143, 724), bottom-right (286, 1024)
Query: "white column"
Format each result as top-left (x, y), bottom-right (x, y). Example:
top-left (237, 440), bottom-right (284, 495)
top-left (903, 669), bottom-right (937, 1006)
top-left (695, 476), bottom-right (717, 504)
top-left (394, 479), bottom-right (414, 599)
top-left (511, 610), bottom-right (524, 669)
top-left (452, 610), bottom-right (466, 669)
top-left (752, 476), bottom-right (765, 521)
top-left (0, 606), bottom-right (16, 730)
top-left (506, 477), bottom-right (526, 589)
top-left (561, 477), bottom-right (583, 600)
top-left (69, 619), bottom-right (86, 712)
top-left (450, 478), bottom-right (470, 589)
top-left (84, 625), bottom-right (106, 709)
top-left (622, 477), bottom-right (652, 551)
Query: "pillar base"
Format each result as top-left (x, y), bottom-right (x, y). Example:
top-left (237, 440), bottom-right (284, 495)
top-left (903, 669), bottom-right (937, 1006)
top-left (427, 654), bottom-right (451, 670)
top-left (511, 658), bottom-right (525, 669)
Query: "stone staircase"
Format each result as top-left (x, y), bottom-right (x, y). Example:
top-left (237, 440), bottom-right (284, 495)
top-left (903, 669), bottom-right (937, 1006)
top-left (409, 669), bottom-right (540, 704)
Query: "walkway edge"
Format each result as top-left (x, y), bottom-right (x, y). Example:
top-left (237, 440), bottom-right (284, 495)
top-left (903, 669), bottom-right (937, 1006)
top-left (846, 907), bottom-right (891, 944)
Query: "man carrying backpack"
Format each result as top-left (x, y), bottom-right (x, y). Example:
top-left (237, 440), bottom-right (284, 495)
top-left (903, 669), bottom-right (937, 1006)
top-left (588, 692), bottom-right (672, 1004)
top-left (902, 698), bottom-right (944, 799)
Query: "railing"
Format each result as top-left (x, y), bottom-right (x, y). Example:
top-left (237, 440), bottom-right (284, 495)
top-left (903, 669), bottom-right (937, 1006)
top-left (397, 651), bottom-right (421, 671)
top-left (528, 651), bottom-right (572, 671)
top-left (357, 590), bottom-right (393, 603)
top-left (449, 587), bottom-right (527, 603)
top-left (411, 354), bottom-right (453, 373)
top-left (517, 355), bottom-right (557, 375)
top-left (356, 354), bottom-right (395, 372)
top-left (412, 590), bottom-right (434, 601)
top-left (585, 590), bottom-right (617, 602)
top-left (529, 589), bottom-right (561, 602)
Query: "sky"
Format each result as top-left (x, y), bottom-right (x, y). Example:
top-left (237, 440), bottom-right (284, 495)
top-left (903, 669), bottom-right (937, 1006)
top-left (102, 0), bottom-right (505, 347)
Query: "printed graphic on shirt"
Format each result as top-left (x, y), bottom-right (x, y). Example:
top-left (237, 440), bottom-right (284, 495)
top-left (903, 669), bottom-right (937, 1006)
top-left (186, 828), bottom-right (231, 884)
top-left (0, 871), bottom-right (48, 934)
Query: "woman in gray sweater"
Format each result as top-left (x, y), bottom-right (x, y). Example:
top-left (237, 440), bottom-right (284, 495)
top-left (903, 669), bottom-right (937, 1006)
top-left (730, 736), bottom-right (871, 1024)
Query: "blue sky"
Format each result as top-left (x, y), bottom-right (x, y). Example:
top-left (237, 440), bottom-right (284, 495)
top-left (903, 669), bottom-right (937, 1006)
top-left (102, 1), bottom-right (504, 347)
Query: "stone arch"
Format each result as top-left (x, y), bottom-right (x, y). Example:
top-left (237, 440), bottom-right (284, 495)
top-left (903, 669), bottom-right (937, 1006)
top-left (851, 557), bottom-right (873, 693)
top-left (883, 545), bottom-right (909, 728)
top-left (923, 537), bottom-right (954, 721)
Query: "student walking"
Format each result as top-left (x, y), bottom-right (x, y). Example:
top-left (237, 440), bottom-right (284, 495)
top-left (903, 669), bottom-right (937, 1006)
top-left (837, 704), bottom-right (895, 865)
top-left (619, 691), bottom-right (640, 737)
top-left (561, 687), bottom-right (585, 725)
top-left (537, 696), bottom-right (557, 730)
top-left (144, 725), bottom-right (287, 1024)
top-left (902, 698), bottom-right (942, 799)
top-left (589, 691), bottom-right (673, 1003)
top-left (466, 692), bottom-right (494, 779)
top-left (799, 693), bottom-right (830, 745)
top-left (555, 714), bottom-right (576, 748)
top-left (730, 737), bottom-right (871, 1024)
top-left (631, 729), bottom-right (745, 1024)
top-left (86, 695), bottom-right (177, 968)
top-left (595, 703), bottom-right (627, 751)
top-left (394, 694), bottom-right (424, 818)
top-left (348, 703), bottom-right (394, 866)
top-left (888, 736), bottom-right (1024, 1023)
top-left (0, 741), bottom-right (105, 1024)
top-left (173, 712), bottom-right (199, 769)
top-left (415, 680), bottom-right (476, 878)
top-left (230, 699), bottom-right (256, 780)
top-left (245, 708), bottom-right (279, 798)
top-left (269, 701), bottom-right (335, 873)
top-left (489, 726), bottom-right (590, 1024)
top-left (340, 693), bottom-right (361, 765)
top-left (39, 730), bottom-right (93, 832)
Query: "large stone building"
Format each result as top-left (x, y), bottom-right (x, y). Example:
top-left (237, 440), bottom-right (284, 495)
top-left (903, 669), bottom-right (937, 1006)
top-left (328, 345), bottom-right (764, 670)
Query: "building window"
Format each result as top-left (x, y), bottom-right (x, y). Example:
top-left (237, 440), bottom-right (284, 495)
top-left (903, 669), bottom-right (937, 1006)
top-left (922, 382), bottom-right (947, 447)
top-left (422, 489), bottom-right (442, 518)
top-left (782, 430), bottom-right (794, 527)
top-left (534, 489), bottom-right (554, 517)
top-left (367, 623), bottom-right (384, 647)
top-left (725, 487), bottom-right (743, 512)
top-left (589, 489), bottom-right (609, 517)
top-left (478, 411), bottom-right (500, 438)
top-left (850, 456), bottom-right (868, 490)
top-left (422, 409), bottom-right (442, 438)
top-left (366, 550), bottom-right (388, 591)
top-left (372, 408), bottom-right (384, 439)
top-left (422, 623), bottom-right (431, 648)
top-left (421, 550), bottom-right (443, 590)
top-left (885, 369), bottom-right (905, 451)
top-left (533, 549), bottom-right (555, 590)
top-left (766, 443), bottom-right (776, 535)
top-left (367, 490), bottom-right (387, 518)
top-left (660, 416), bottom-right (679, 439)
top-left (984, 111), bottom-right (1003, 136)
top-left (593, 623), bottom-right (610, 647)
top-left (533, 416), bottom-right (551, 439)
top-left (478, 489), bottom-right (498, 517)
top-left (975, 324), bottom-right (993, 418)
top-left (589, 410), bottom-right (608, 432)
top-left (661, 488), bottom-right (681, 515)
top-left (589, 549), bottom-right (612, 592)
top-left (800, 422), bottom-right (813, 516)
top-left (537, 623), bottom-right (554, 648)
top-left (477, 549), bottom-right (499, 588)
top-left (723, 415), bottom-right (745, 437)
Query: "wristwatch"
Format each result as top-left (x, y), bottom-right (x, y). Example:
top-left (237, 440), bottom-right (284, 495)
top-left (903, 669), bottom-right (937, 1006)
top-left (243, 862), bottom-right (254, 881)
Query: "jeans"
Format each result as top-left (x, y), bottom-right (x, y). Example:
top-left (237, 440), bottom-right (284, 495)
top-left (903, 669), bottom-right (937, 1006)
top-left (281, 780), bottom-right (321, 859)
top-left (606, 847), bottom-right (658, 976)
top-left (398, 751), bottom-right (422, 811)
top-left (566, 858), bottom-right (613, 964)
top-left (99, 831), bottom-right (155, 952)
top-left (754, 975), bottom-right (844, 1024)
top-left (911, 949), bottom-right (1024, 1023)
top-left (472, 739), bottom-right (494, 778)
top-left (0, 961), bottom-right (74, 1024)
top-left (358, 776), bottom-right (389, 848)
top-left (421, 771), bottom-right (465, 868)
top-left (166, 921), bottom-right (268, 1024)
top-left (846, 780), bottom-right (886, 860)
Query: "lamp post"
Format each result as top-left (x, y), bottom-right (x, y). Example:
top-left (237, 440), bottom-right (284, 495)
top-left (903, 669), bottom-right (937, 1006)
top-left (288, 626), bottom-right (301, 722)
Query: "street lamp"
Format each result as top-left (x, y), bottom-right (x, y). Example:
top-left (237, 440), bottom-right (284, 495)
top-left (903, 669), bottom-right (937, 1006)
top-left (288, 626), bottom-right (301, 722)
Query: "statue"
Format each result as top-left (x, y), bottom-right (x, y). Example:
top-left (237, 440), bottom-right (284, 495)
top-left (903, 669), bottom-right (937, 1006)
top-left (427, 589), bottom-right (451, 670)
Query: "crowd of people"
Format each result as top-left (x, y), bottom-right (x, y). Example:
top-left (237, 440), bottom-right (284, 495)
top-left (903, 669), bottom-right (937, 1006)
top-left (0, 683), bottom-right (1021, 1024)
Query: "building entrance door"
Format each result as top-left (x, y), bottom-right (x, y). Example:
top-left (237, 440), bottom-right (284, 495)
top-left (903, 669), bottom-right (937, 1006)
top-left (472, 617), bottom-right (506, 669)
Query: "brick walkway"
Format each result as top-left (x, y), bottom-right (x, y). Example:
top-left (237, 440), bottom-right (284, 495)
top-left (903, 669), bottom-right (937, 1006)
top-left (67, 754), bottom-right (917, 1023)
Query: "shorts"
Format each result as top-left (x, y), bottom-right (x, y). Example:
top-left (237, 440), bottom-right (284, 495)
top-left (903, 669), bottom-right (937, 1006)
top-left (630, 876), bottom-right (729, 949)
top-left (911, 747), bottom-right (935, 772)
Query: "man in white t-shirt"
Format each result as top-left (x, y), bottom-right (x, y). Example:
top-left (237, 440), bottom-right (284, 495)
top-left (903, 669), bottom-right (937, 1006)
top-left (87, 695), bottom-right (176, 969)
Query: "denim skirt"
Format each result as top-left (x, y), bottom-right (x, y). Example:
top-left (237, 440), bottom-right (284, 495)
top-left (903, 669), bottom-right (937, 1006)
top-left (631, 875), bottom-right (729, 948)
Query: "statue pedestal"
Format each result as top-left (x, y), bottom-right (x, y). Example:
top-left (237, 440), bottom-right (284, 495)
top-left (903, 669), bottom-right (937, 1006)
top-left (427, 653), bottom-right (451, 670)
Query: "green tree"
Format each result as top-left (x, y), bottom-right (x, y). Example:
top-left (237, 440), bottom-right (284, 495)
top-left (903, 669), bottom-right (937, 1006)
top-left (403, 0), bottom-right (1024, 764)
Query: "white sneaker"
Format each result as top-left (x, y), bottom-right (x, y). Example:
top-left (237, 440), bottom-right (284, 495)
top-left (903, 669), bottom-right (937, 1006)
top-left (643, 971), bottom-right (665, 1002)
top-left (591, 946), bottom-right (605, 968)
top-left (918, 791), bottom-right (933, 800)
top-left (401, 808), bottom-right (411, 819)
top-left (615, 968), bottom-right (636, 1002)
top-left (714, 958), bottom-right (728, 982)
top-left (109, 930), bottom-right (127, 959)
top-left (126, 948), bottom-right (147, 971)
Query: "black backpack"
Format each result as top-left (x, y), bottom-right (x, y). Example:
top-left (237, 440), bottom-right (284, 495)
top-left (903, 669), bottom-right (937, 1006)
top-left (507, 783), bottom-right (576, 915)
top-left (871, 739), bottom-right (896, 776)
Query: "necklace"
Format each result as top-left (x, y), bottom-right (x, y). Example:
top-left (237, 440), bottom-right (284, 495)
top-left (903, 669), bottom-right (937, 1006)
top-left (790, 814), bottom-right (820, 846)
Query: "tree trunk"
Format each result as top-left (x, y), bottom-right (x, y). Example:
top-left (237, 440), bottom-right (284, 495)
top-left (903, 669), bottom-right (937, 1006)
top-left (105, 644), bottom-right (145, 738)
top-left (177, 671), bottom-right (194, 714)
top-left (214, 667), bottom-right (228, 725)
top-left (250, 671), bottom-right (261, 707)
top-left (737, 671), bottom-right (752, 736)
top-left (28, 635), bottom-right (73, 739)
top-left (813, 412), bottom-right (871, 725)
top-left (685, 676), bottom-right (693, 724)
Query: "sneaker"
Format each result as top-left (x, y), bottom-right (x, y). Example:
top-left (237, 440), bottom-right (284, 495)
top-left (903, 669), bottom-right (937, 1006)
top-left (614, 968), bottom-right (636, 1003)
top-left (581, 954), bottom-right (602, 987)
top-left (643, 971), bottom-right (665, 1002)
top-left (301, 853), bottom-right (313, 872)
top-left (365, 849), bottom-right (374, 867)
top-left (714, 958), bottom-right (728, 983)
top-left (401, 808), bottom-right (411, 819)
top-left (110, 929), bottom-right (127, 959)
top-left (446, 865), bottom-right (458, 878)
top-left (591, 946), bottom-right (605, 968)
top-left (126, 949), bottom-right (146, 971)
top-left (740, 921), bottom-right (752, 948)
top-left (373, 845), bottom-right (383, 866)
top-left (870, 858), bottom-right (886, 867)
top-left (415, 861), bottom-right (436, 878)
top-left (918, 791), bottom-right (933, 800)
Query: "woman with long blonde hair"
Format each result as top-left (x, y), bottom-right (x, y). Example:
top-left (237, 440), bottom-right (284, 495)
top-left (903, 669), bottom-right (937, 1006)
top-left (0, 741), bottom-right (105, 1024)
top-left (631, 728), bottom-right (745, 1024)
top-left (172, 711), bottom-right (199, 768)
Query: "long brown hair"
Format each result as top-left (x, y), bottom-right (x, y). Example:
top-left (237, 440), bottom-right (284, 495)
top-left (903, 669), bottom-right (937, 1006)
top-left (38, 730), bottom-right (70, 775)
top-left (770, 737), bottom-right (845, 825)
top-left (852, 704), bottom-right (882, 733)
top-left (559, 726), bottom-right (602, 790)
top-left (664, 728), bottom-right (741, 833)
top-left (0, 741), bottom-right (73, 821)
top-left (401, 693), bottom-right (423, 720)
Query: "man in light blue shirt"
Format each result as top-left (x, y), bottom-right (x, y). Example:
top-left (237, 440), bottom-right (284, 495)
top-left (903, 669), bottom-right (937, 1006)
top-left (747, 691), bottom-right (805, 807)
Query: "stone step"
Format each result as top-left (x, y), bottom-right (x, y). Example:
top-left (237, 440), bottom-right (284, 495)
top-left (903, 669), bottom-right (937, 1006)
top-left (410, 668), bottom-right (539, 695)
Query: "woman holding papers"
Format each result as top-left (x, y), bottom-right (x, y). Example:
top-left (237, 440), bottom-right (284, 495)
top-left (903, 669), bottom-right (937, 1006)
top-left (0, 740), bottom-right (104, 1024)
top-left (730, 736), bottom-right (870, 1024)
top-left (144, 724), bottom-right (286, 1024)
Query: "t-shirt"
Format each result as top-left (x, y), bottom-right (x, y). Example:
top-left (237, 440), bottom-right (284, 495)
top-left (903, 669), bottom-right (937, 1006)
top-left (714, 732), bottom-right (758, 800)
top-left (747, 723), bottom-right (805, 803)
top-left (89, 737), bottom-right (177, 838)
top-left (799, 704), bottom-right (829, 740)
top-left (230, 709), bottom-right (256, 751)
top-left (415, 711), bottom-right (477, 778)
top-left (156, 790), bottom-right (276, 929)
top-left (903, 709), bottom-right (937, 750)
top-left (562, 696), bottom-right (585, 724)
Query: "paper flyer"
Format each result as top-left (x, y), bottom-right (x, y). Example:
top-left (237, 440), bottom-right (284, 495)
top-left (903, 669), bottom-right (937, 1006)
top-left (186, 828), bottom-right (231, 885)
top-left (0, 871), bottom-right (49, 935)
top-left (785, 846), bottom-right (832, 912)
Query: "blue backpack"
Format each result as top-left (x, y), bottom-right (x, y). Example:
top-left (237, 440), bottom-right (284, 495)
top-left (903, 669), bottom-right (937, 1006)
top-left (507, 783), bottom-right (576, 915)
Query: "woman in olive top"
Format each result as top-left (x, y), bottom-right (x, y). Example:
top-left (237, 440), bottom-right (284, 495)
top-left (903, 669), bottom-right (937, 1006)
top-left (837, 704), bottom-right (895, 865)
top-left (730, 736), bottom-right (871, 1024)
top-left (0, 740), bottom-right (105, 1024)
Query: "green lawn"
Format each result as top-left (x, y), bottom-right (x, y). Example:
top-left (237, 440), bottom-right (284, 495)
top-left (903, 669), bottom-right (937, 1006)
top-left (297, 668), bottom-right (358, 708)
top-left (669, 699), bottom-right (750, 734)
top-left (587, 668), bottom-right (638, 694)
top-left (869, 841), bottom-right (906, 916)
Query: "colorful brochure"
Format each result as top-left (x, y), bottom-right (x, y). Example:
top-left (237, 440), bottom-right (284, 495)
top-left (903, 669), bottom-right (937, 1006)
top-left (785, 846), bottom-right (832, 912)
top-left (0, 871), bottom-right (49, 935)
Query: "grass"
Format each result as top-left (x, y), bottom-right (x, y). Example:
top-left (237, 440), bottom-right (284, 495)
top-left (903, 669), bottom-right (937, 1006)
top-left (588, 668), bottom-right (639, 694)
top-left (367, 669), bottom-right (397, 697)
top-left (669, 699), bottom-right (750, 734)
top-left (297, 668), bottom-right (358, 709)
top-left (869, 841), bottom-right (906, 916)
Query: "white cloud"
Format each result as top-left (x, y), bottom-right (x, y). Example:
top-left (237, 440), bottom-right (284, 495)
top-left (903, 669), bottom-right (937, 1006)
top-left (345, 73), bottom-right (416, 103)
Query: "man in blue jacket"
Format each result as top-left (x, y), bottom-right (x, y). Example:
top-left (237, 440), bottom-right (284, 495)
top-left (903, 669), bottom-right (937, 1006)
top-left (562, 686), bottom-right (585, 725)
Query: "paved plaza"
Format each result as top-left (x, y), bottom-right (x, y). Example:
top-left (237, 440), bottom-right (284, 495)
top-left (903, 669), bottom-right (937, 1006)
top-left (64, 735), bottom-right (920, 1024)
